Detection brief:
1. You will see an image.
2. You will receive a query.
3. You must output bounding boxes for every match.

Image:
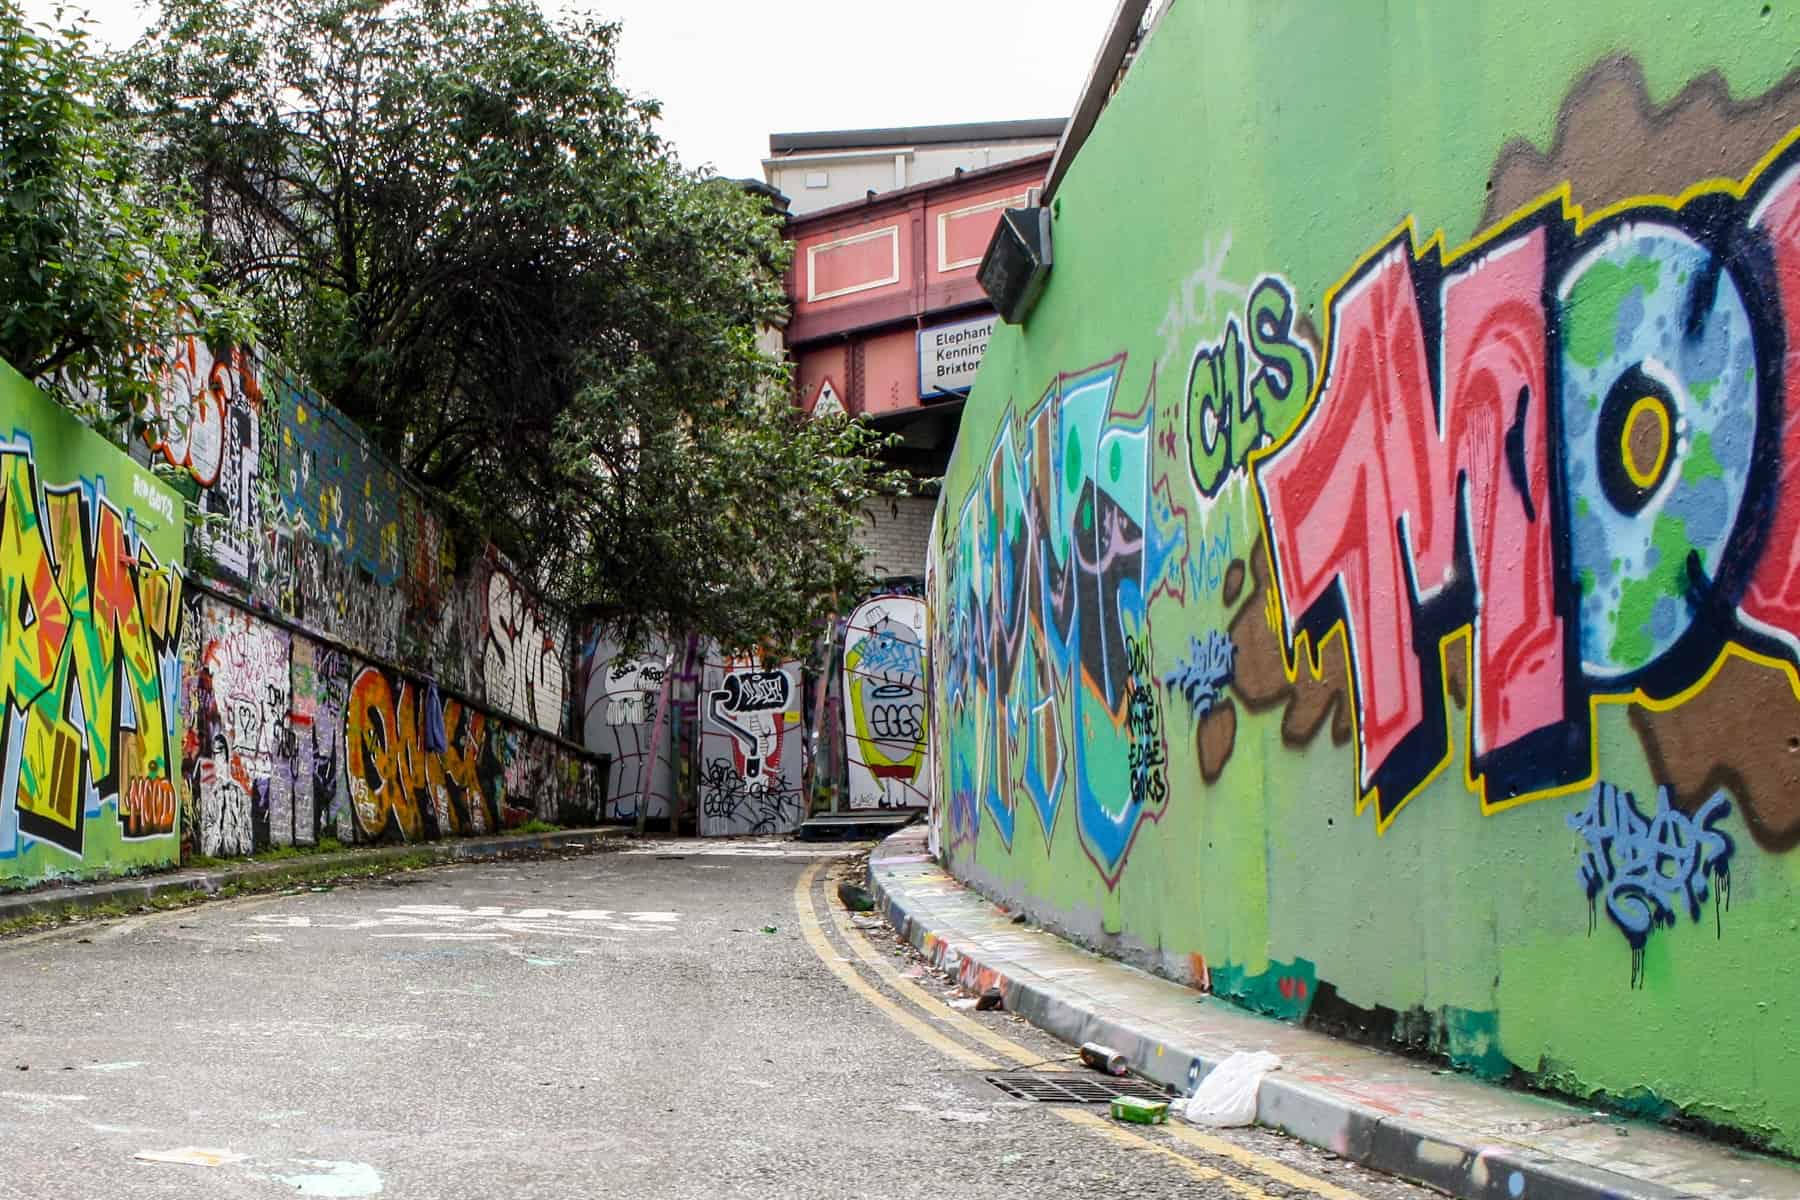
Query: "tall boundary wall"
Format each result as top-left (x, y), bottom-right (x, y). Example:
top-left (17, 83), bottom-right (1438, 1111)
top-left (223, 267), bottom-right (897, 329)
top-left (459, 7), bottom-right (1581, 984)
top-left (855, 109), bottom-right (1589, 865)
top-left (929, 2), bottom-right (1800, 1157)
top-left (0, 337), bottom-right (604, 888)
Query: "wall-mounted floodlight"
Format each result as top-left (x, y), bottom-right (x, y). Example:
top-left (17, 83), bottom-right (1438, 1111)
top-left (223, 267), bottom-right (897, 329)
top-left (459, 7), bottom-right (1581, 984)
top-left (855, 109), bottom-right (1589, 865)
top-left (977, 206), bottom-right (1052, 325)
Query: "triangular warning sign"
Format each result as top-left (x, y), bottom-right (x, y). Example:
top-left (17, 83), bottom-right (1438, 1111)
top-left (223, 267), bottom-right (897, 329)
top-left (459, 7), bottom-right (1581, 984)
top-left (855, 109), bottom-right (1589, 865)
top-left (811, 377), bottom-right (845, 419)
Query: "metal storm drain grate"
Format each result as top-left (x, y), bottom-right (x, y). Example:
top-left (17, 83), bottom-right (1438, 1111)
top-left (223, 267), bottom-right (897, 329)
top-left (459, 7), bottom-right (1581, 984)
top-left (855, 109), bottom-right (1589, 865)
top-left (981, 1072), bottom-right (1169, 1104)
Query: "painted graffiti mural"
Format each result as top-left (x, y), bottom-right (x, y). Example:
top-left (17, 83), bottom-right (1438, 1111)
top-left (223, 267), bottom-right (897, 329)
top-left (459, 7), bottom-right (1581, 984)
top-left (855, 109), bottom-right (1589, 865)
top-left (144, 344), bottom-right (573, 734)
top-left (1257, 132), bottom-right (1800, 829)
top-left (483, 567), bottom-right (570, 734)
top-left (928, 12), bottom-right (1800, 1156)
top-left (191, 601), bottom-right (292, 856)
top-left (698, 654), bottom-right (803, 836)
top-left (0, 363), bottom-right (185, 883)
top-left (345, 665), bottom-right (499, 842)
top-left (578, 632), bottom-right (676, 823)
top-left (941, 356), bottom-right (1188, 879)
top-left (842, 594), bottom-right (930, 809)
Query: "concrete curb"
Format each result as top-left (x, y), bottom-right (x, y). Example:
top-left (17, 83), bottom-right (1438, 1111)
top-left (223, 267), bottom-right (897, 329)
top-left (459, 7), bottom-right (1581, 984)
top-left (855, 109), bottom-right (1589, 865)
top-left (0, 827), bottom-right (629, 924)
top-left (868, 825), bottom-right (1791, 1200)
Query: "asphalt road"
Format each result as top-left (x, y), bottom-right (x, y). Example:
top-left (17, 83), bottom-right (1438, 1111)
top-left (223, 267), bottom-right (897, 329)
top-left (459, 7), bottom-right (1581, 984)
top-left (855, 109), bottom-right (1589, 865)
top-left (0, 840), bottom-right (1437, 1199)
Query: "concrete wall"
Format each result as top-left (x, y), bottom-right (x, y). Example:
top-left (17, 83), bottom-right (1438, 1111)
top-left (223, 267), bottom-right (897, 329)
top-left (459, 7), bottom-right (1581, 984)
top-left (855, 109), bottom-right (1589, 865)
top-left (0, 361), bottom-right (186, 885)
top-left (929, 2), bottom-right (1800, 1155)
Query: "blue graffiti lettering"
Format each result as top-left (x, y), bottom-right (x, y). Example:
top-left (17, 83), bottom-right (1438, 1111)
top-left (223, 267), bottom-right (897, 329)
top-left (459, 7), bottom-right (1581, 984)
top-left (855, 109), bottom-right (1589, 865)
top-left (1568, 782), bottom-right (1734, 987)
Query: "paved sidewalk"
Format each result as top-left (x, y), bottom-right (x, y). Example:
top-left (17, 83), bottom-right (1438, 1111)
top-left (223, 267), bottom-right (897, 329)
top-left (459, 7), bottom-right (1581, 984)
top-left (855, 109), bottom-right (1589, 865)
top-left (0, 826), bottom-right (627, 923)
top-left (869, 824), bottom-right (1800, 1200)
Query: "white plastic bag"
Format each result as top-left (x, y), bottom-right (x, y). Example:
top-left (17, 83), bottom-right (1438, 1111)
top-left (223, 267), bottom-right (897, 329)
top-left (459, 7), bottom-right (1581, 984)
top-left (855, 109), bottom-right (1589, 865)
top-left (1181, 1050), bottom-right (1282, 1127)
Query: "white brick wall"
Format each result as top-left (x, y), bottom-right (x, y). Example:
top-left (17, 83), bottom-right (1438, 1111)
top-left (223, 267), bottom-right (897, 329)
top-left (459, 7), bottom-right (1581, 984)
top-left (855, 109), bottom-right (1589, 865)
top-left (857, 494), bottom-right (937, 580)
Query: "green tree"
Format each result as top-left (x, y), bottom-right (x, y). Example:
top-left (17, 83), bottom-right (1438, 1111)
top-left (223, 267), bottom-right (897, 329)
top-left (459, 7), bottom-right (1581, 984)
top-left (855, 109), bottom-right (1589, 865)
top-left (125, 0), bottom-right (893, 653)
top-left (0, 0), bottom-right (244, 436)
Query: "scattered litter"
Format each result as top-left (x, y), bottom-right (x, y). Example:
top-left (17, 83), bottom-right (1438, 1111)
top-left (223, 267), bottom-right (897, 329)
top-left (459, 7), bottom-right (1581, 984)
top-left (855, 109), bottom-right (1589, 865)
top-left (76, 938), bottom-right (91, 945)
top-left (13, 1065), bottom-right (26, 1072)
top-left (1001, 1153), bottom-right (1023, 1166)
top-left (759, 925), bottom-right (778, 934)
top-left (948, 998), bottom-right (980, 1010)
top-left (836, 882), bottom-right (875, 912)
top-left (133, 1147), bottom-right (248, 1168)
top-left (309, 886), bottom-right (334, 893)
top-left (1110, 1096), bottom-right (1170, 1125)
top-left (1182, 1051), bottom-right (1281, 1127)
top-left (274, 1159), bottom-right (384, 1196)
top-left (81, 1062), bottom-right (143, 1073)
top-left (901, 965), bottom-right (926, 979)
top-left (524, 958), bottom-right (565, 967)
top-left (1010, 911), bottom-right (1027, 925)
top-left (976, 987), bottom-right (1004, 1011)
top-left (1078, 1043), bottom-right (1128, 1076)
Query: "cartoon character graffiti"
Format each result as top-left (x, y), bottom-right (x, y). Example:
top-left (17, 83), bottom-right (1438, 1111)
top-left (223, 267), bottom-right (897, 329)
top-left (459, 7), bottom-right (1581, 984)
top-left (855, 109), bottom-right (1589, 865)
top-left (707, 668), bottom-right (791, 780)
top-left (698, 657), bottom-right (803, 836)
top-left (842, 595), bottom-right (931, 810)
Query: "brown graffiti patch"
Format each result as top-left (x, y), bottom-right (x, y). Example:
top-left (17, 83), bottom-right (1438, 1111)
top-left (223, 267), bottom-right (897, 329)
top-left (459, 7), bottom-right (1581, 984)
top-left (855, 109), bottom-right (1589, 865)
top-left (1229, 535), bottom-right (1353, 748)
top-left (1484, 56), bottom-right (1800, 227)
top-left (1197, 698), bottom-right (1237, 783)
top-left (1222, 559), bottom-right (1246, 607)
top-left (1444, 645), bottom-right (1468, 712)
top-left (1629, 654), bottom-right (1800, 852)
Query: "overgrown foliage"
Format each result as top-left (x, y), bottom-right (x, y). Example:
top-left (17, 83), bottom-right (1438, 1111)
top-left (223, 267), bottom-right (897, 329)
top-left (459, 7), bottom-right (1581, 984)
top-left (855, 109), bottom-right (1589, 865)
top-left (125, 0), bottom-right (894, 653)
top-left (0, 1), bottom-right (244, 437)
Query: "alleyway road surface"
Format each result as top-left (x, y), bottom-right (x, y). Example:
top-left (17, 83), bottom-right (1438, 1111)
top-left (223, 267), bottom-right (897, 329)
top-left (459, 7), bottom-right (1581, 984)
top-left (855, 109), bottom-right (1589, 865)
top-left (0, 842), bottom-right (1435, 1199)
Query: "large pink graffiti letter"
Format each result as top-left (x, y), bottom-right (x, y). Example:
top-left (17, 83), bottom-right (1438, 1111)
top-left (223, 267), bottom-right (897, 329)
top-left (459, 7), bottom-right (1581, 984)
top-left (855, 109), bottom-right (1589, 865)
top-left (1256, 227), bottom-right (1566, 823)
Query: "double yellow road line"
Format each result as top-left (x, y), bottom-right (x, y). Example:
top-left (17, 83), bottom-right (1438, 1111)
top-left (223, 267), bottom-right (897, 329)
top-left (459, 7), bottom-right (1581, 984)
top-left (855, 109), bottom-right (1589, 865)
top-left (792, 862), bottom-right (1370, 1200)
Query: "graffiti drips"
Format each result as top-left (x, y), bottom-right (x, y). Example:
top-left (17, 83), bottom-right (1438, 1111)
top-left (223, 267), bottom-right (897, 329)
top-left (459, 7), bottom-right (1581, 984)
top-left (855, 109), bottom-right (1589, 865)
top-left (1568, 783), bottom-right (1734, 986)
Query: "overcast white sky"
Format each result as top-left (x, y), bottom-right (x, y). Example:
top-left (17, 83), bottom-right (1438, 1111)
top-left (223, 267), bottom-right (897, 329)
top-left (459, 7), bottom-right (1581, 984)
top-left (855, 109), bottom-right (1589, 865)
top-left (21, 0), bottom-right (1116, 180)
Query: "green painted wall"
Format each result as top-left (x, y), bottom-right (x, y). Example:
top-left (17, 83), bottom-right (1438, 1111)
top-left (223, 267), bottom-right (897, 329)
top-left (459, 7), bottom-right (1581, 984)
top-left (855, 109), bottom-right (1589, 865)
top-left (930, 1), bottom-right (1800, 1153)
top-left (0, 359), bottom-right (186, 885)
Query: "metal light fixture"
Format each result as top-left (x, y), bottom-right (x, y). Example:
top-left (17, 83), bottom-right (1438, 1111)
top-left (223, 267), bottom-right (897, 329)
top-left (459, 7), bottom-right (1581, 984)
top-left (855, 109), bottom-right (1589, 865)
top-left (977, 206), bottom-right (1053, 325)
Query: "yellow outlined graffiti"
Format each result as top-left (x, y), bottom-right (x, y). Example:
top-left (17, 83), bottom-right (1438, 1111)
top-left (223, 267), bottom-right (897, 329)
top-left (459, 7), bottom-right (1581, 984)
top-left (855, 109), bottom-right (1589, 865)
top-left (1247, 123), bottom-right (1800, 833)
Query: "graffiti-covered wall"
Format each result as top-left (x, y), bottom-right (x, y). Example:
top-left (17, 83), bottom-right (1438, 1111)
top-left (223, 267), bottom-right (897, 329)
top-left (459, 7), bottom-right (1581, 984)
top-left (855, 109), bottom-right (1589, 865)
top-left (577, 632), bottom-right (682, 824)
top-left (147, 342), bottom-right (571, 716)
top-left (0, 361), bottom-right (186, 885)
top-left (931, 4), bottom-right (1800, 1155)
top-left (156, 341), bottom-right (599, 858)
top-left (698, 653), bottom-right (804, 836)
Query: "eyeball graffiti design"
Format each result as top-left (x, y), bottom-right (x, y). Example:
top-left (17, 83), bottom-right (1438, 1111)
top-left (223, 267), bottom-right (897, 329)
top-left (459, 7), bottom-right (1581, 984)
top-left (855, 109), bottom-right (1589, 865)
top-left (1556, 223), bottom-right (1759, 679)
